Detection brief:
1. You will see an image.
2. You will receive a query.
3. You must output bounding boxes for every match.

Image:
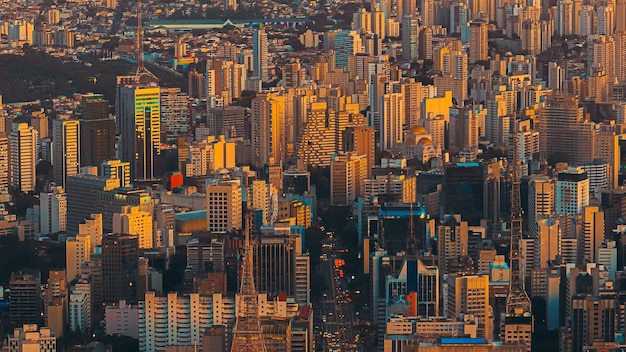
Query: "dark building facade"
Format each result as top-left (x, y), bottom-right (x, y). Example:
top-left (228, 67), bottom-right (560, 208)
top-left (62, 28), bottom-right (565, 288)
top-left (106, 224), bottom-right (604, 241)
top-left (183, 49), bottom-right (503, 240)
top-left (101, 234), bottom-right (138, 305)
top-left (80, 98), bottom-right (116, 167)
top-left (9, 271), bottom-right (42, 326)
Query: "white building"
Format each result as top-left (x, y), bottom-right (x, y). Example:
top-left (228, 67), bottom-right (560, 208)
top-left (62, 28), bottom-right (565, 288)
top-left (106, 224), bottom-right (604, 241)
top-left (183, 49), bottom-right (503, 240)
top-left (39, 185), bottom-right (67, 235)
top-left (10, 123), bottom-right (37, 194)
top-left (555, 167), bottom-right (589, 215)
top-left (69, 287), bottom-right (90, 333)
top-left (106, 300), bottom-right (139, 339)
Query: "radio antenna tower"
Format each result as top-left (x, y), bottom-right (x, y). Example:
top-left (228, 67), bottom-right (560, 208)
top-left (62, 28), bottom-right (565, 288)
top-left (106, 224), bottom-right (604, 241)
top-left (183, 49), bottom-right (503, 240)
top-left (230, 214), bottom-right (267, 352)
top-left (506, 120), bottom-right (532, 315)
top-left (135, 0), bottom-right (158, 83)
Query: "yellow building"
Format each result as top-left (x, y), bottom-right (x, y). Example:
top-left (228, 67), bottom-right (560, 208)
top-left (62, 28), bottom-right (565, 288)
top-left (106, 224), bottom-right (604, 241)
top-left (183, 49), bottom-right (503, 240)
top-left (113, 205), bottom-right (154, 249)
top-left (447, 275), bottom-right (492, 340)
top-left (330, 153), bottom-right (368, 206)
top-left (421, 91), bottom-right (453, 121)
top-left (65, 234), bottom-right (90, 283)
top-left (251, 92), bottom-right (286, 168)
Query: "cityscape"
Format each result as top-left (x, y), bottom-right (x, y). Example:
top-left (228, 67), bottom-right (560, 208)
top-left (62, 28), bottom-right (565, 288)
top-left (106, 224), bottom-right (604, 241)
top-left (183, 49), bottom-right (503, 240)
top-left (0, 0), bottom-right (624, 351)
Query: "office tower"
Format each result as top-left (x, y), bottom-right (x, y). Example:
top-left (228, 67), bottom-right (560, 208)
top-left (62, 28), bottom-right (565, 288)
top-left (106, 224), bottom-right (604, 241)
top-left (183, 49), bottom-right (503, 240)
top-left (616, 31), bottom-right (626, 84)
top-left (557, 0), bottom-right (573, 35)
top-left (597, 4), bottom-right (614, 35)
top-left (116, 77), bottom-right (161, 181)
top-left (159, 87), bottom-right (189, 141)
top-left (80, 95), bottom-right (115, 168)
top-left (101, 160), bottom-right (132, 188)
top-left (9, 271), bottom-right (41, 326)
top-left (402, 16), bottom-right (419, 61)
top-left (521, 20), bottom-right (541, 55)
top-left (571, 294), bottom-right (616, 352)
top-left (556, 167), bottom-right (590, 215)
top-left (528, 175), bottom-right (554, 235)
top-left (334, 30), bottom-right (363, 68)
top-left (206, 178), bottom-right (242, 232)
top-left (52, 118), bottom-right (80, 188)
top-left (617, 0), bottom-right (626, 32)
top-left (8, 325), bottom-right (56, 352)
top-left (251, 92), bottom-right (286, 168)
top-left (253, 234), bottom-right (308, 300)
top-left (253, 29), bottom-right (269, 81)
top-left (578, 5), bottom-right (594, 36)
top-left (538, 95), bottom-right (585, 163)
top-left (342, 125), bottom-right (375, 178)
top-left (379, 93), bottom-right (404, 151)
top-left (208, 106), bottom-right (245, 138)
top-left (469, 21), bottom-right (488, 63)
top-left (447, 275), bottom-right (491, 337)
top-left (117, 0), bottom-right (161, 182)
top-left (65, 174), bottom-right (120, 233)
top-left (113, 205), bottom-right (154, 249)
top-left (0, 132), bottom-right (8, 202)
top-left (66, 234), bottom-right (90, 283)
top-left (449, 105), bottom-right (483, 151)
top-left (418, 27), bottom-right (433, 60)
top-left (579, 206), bottom-right (605, 265)
top-left (537, 218), bottom-right (560, 268)
top-left (330, 153), bottom-right (368, 206)
top-left (101, 233), bottom-right (138, 305)
top-left (443, 161), bottom-right (501, 226)
top-left (39, 185), bottom-right (66, 235)
top-left (10, 123), bottom-right (37, 194)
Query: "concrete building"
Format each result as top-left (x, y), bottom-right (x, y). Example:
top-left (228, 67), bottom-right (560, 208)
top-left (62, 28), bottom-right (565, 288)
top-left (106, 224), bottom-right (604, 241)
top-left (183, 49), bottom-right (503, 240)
top-left (10, 123), bottom-right (37, 194)
top-left (205, 178), bottom-right (242, 232)
top-left (65, 234), bottom-right (90, 283)
top-left (52, 118), bottom-right (80, 188)
top-left (113, 205), bottom-right (154, 249)
top-left (8, 325), bottom-right (56, 352)
top-left (555, 167), bottom-right (589, 215)
top-left (39, 185), bottom-right (67, 235)
top-left (330, 153), bottom-right (368, 206)
top-left (105, 300), bottom-right (139, 339)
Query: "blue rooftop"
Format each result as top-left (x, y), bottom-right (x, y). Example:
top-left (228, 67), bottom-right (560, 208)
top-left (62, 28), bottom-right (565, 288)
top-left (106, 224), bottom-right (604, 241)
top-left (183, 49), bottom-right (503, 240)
top-left (440, 338), bottom-right (489, 345)
top-left (175, 210), bottom-right (207, 221)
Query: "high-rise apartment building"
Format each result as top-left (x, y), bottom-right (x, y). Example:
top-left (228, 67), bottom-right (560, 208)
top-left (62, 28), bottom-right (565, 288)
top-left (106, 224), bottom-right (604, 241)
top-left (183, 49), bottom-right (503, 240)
top-left (555, 167), bottom-right (590, 216)
top-left (52, 118), bottom-right (80, 189)
top-left (0, 132), bottom-right (9, 202)
top-left (379, 93), bottom-right (405, 151)
top-left (80, 95), bottom-right (115, 168)
top-left (557, 0), bottom-right (573, 35)
top-left (334, 30), bottom-right (363, 68)
top-left (113, 205), bottom-right (154, 249)
top-left (251, 92), bottom-right (286, 168)
top-left (447, 275), bottom-right (491, 338)
top-left (330, 153), bottom-right (368, 206)
top-left (39, 185), bottom-right (67, 235)
top-left (205, 178), bottom-right (242, 232)
top-left (101, 234), bottom-right (138, 305)
top-left (528, 175), bottom-right (554, 235)
top-left (10, 123), bottom-right (37, 194)
top-left (253, 29), bottom-right (269, 81)
top-left (160, 87), bottom-right (189, 140)
top-left (469, 21), bottom-right (488, 63)
top-left (66, 234), bottom-right (90, 283)
top-left (116, 75), bottom-right (161, 181)
top-left (579, 206), bottom-right (605, 265)
top-left (342, 125), bottom-right (375, 178)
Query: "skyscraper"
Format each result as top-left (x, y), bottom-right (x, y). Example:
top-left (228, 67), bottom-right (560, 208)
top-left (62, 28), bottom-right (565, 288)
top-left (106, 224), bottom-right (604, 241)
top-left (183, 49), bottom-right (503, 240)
top-left (9, 271), bottom-right (41, 326)
top-left (253, 29), bottom-right (269, 82)
top-left (205, 178), bottom-right (242, 233)
top-left (116, 79), bottom-right (161, 182)
top-left (469, 20), bottom-right (488, 63)
top-left (10, 123), bottom-right (37, 194)
top-left (555, 167), bottom-right (590, 216)
top-left (402, 16), bottom-right (419, 61)
top-left (52, 118), bottom-right (80, 188)
top-left (0, 132), bottom-right (8, 202)
top-left (80, 96), bottom-right (116, 168)
top-left (334, 30), bottom-right (363, 68)
top-left (251, 92), bottom-right (286, 168)
top-left (116, 0), bottom-right (161, 181)
top-left (101, 233), bottom-right (138, 305)
top-left (113, 205), bottom-right (154, 249)
top-left (330, 153), bottom-right (368, 206)
top-left (538, 94), bottom-right (584, 163)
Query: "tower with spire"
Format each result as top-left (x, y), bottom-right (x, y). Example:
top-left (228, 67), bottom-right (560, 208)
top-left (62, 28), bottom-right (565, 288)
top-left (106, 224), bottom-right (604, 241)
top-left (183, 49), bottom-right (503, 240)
top-left (504, 120), bottom-right (533, 352)
top-left (115, 0), bottom-right (161, 182)
top-left (230, 214), bottom-right (267, 352)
